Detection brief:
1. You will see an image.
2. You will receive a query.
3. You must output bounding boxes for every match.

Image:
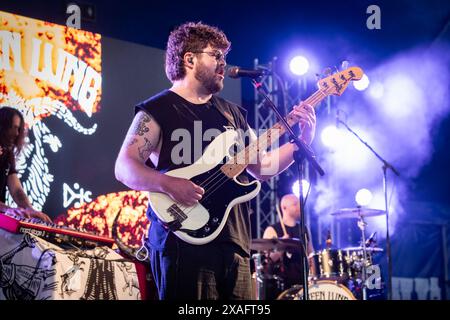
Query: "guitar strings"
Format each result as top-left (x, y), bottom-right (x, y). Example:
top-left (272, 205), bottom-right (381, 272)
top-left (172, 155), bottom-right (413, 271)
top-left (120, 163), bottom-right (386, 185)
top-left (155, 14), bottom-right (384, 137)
top-left (198, 89), bottom-right (326, 194)
top-left (197, 90), bottom-right (326, 202)
top-left (177, 90), bottom-right (328, 213)
top-left (195, 89), bottom-right (327, 192)
top-left (176, 89), bottom-right (329, 214)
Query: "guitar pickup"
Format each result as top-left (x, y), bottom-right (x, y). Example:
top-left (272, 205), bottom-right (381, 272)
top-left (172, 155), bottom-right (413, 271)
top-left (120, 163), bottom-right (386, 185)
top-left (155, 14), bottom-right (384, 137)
top-left (167, 204), bottom-right (188, 221)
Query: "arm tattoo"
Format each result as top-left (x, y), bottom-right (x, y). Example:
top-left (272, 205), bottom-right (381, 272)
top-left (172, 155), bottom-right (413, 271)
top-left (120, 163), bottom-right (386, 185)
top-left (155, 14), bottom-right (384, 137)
top-left (138, 137), bottom-right (153, 161)
top-left (130, 112), bottom-right (152, 136)
top-left (126, 138), bottom-right (138, 147)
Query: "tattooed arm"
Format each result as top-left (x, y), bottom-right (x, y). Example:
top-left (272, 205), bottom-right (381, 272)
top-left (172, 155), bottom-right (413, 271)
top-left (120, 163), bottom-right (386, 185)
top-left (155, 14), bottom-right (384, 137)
top-left (115, 111), bottom-right (161, 190)
top-left (115, 111), bottom-right (204, 206)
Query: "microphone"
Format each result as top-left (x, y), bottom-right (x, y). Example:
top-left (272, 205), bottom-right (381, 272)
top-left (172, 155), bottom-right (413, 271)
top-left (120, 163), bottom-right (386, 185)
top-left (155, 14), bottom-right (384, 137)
top-left (227, 66), bottom-right (267, 79)
top-left (341, 60), bottom-right (349, 70)
top-left (365, 231), bottom-right (377, 247)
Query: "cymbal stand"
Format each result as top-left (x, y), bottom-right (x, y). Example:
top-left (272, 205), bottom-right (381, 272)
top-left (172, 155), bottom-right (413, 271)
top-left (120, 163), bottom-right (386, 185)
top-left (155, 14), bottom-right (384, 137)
top-left (337, 117), bottom-right (400, 300)
top-left (356, 210), bottom-right (368, 300)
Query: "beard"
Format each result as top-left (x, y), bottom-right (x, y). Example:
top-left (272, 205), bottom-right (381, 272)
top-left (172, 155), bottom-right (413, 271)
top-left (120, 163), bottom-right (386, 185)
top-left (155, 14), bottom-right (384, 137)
top-left (194, 62), bottom-right (224, 94)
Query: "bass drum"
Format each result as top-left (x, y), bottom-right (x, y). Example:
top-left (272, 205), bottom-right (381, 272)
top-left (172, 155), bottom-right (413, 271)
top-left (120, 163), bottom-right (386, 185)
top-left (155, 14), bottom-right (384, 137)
top-left (277, 280), bottom-right (357, 300)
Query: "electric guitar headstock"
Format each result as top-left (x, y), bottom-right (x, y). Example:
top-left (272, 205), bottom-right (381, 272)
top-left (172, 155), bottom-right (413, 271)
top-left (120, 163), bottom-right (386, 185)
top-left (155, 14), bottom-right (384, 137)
top-left (317, 66), bottom-right (364, 96)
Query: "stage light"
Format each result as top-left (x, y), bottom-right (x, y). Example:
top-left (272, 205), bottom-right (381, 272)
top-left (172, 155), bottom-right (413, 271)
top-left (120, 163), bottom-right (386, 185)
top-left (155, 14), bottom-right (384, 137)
top-left (355, 188), bottom-right (373, 206)
top-left (289, 56), bottom-right (310, 76)
top-left (321, 125), bottom-right (341, 148)
top-left (353, 74), bottom-right (370, 91)
top-left (292, 179), bottom-right (310, 198)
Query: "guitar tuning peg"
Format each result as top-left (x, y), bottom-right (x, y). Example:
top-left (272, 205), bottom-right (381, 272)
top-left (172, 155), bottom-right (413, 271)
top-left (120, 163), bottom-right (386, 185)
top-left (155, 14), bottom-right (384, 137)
top-left (341, 60), bottom-right (349, 70)
top-left (323, 67), bottom-right (332, 76)
top-left (315, 73), bottom-right (321, 80)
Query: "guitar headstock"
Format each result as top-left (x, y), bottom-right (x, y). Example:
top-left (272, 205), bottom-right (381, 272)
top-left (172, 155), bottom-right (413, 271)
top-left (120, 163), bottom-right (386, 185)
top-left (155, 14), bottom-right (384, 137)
top-left (317, 67), bottom-right (364, 96)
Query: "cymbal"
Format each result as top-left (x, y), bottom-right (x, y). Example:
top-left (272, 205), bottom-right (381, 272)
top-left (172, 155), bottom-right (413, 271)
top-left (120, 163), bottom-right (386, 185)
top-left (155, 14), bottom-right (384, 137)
top-left (343, 246), bottom-right (384, 253)
top-left (330, 207), bottom-right (385, 219)
top-left (250, 238), bottom-right (303, 252)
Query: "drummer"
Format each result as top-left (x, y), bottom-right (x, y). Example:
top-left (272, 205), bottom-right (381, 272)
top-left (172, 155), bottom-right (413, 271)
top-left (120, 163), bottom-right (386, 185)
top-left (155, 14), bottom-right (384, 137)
top-left (263, 193), bottom-right (316, 288)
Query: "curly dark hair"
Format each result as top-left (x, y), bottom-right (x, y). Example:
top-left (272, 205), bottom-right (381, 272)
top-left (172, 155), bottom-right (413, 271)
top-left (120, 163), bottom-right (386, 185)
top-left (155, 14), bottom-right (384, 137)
top-left (165, 21), bottom-right (231, 82)
top-left (0, 106), bottom-right (26, 156)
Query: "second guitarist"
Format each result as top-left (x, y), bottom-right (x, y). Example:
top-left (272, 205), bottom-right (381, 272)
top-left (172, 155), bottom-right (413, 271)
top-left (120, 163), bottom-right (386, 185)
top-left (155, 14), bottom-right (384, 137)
top-left (114, 22), bottom-right (316, 300)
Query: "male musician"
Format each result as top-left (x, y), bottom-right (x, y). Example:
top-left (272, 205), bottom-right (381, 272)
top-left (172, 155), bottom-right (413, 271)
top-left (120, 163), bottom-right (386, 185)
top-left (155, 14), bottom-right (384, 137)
top-left (115, 22), bottom-right (316, 300)
top-left (263, 193), bottom-right (315, 289)
top-left (0, 107), bottom-right (51, 222)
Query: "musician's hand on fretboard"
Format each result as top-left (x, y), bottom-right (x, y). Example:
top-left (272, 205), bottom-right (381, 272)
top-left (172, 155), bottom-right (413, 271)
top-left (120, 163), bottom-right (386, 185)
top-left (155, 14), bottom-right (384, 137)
top-left (292, 102), bottom-right (316, 145)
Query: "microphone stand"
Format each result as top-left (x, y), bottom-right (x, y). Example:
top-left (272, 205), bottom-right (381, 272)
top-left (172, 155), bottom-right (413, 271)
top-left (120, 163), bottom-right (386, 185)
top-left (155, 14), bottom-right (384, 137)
top-left (337, 118), bottom-right (400, 300)
top-left (252, 79), bottom-right (325, 300)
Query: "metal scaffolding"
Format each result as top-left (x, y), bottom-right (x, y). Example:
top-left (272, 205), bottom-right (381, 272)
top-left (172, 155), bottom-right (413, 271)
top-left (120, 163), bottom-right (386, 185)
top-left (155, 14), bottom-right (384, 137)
top-left (253, 57), bottom-right (292, 238)
top-left (252, 57), bottom-right (323, 239)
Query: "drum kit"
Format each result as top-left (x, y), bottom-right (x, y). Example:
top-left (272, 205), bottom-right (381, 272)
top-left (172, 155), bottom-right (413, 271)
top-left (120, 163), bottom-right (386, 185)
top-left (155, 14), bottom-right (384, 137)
top-left (251, 207), bottom-right (385, 300)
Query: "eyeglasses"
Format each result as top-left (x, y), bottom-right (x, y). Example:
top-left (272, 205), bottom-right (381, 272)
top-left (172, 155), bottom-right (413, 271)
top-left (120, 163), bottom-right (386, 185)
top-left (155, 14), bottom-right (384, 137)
top-left (192, 50), bottom-right (227, 61)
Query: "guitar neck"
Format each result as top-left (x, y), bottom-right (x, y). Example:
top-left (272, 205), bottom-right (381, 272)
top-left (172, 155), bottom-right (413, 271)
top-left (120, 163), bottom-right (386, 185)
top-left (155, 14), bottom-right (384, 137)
top-left (221, 89), bottom-right (327, 178)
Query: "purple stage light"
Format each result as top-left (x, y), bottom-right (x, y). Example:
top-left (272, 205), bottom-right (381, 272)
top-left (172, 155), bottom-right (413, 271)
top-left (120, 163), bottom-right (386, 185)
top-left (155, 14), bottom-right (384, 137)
top-left (289, 56), bottom-right (309, 76)
top-left (355, 188), bottom-right (373, 206)
top-left (292, 179), bottom-right (310, 198)
top-left (353, 74), bottom-right (370, 91)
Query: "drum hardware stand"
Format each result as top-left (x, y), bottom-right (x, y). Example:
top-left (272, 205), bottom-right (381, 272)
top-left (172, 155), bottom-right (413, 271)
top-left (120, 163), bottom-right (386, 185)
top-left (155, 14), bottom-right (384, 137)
top-left (252, 79), bottom-right (325, 300)
top-left (252, 253), bottom-right (265, 300)
top-left (356, 210), bottom-right (369, 300)
top-left (337, 117), bottom-right (400, 300)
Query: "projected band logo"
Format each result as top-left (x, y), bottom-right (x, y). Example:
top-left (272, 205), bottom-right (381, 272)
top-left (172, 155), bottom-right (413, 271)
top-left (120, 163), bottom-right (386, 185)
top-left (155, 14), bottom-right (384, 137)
top-left (0, 11), bottom-right (101, 211)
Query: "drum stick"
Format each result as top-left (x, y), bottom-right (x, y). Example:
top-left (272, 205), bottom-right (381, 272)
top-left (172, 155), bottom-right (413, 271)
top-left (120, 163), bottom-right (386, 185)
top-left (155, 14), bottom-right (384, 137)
top-left (276, 203), bottom-right (288, 237)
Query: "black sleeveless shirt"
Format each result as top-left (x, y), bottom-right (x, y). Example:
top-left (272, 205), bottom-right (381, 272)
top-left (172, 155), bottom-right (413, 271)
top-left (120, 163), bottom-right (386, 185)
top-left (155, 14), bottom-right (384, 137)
top-left (271, 222), bottom-right (303, 286)
top-left (135, 90), bottom-right (252, 255)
